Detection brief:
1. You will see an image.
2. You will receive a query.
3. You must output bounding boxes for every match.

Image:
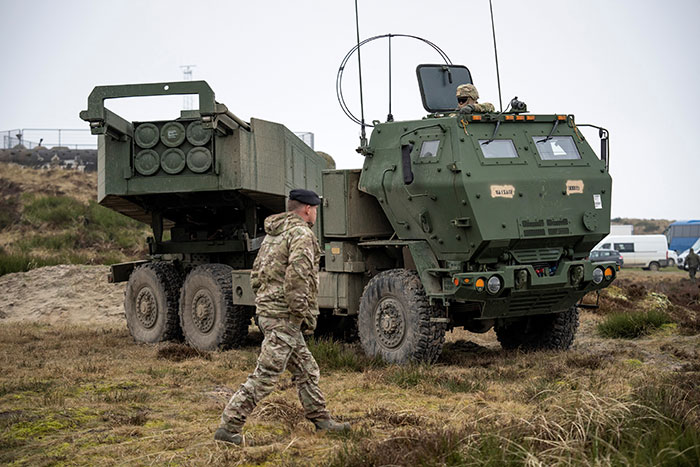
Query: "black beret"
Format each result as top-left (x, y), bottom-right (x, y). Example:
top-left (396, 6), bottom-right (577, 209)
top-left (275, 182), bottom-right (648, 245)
top-left (289, 188), bottom-right (321, 206)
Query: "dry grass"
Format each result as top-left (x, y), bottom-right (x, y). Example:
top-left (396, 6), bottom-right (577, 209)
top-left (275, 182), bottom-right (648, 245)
top-left (1, 318), bottom-right (698, 466)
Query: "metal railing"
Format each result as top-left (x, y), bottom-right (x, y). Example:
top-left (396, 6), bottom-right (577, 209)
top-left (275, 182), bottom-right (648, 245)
top-left (4, 128), bottom-right (309, 151)
top-left (1, 128), bottom-right (97, 150)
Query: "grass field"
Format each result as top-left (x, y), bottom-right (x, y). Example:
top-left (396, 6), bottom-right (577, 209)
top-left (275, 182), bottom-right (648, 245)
top-left (1, 312), bottom-right (698, 466)
top-left (0, 164), bottom-right (149, 277)
top-left (1, 164), bottom-right (698, 465)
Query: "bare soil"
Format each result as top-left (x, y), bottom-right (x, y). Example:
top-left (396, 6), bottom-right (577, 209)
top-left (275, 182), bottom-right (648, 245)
top-left (0, 265), bottom-right (124, 326)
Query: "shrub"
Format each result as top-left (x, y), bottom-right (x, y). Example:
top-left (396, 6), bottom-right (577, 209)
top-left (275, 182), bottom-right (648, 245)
top-left (306, 338), bottom-right (384, 372)
top-left (384, 364), bottom-right (485, 393)
top-left (0, 252), bottom-right (61, 276)
top-left (22, 195), bottom-right (85, 227)
top-left (597, 310), bottom-right (673, 338)
top-left (86, 201), bottom-right (141, 230)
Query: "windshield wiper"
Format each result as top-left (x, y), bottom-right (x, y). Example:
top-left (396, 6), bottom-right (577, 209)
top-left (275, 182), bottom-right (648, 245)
top-left (483, 120), bottom-right (501, 145)
top-left (538, 118), bottom-right (559, 143)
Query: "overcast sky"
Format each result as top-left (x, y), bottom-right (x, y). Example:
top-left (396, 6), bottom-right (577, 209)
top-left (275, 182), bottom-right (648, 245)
top-left (1, 0), bottom-right (698, 220)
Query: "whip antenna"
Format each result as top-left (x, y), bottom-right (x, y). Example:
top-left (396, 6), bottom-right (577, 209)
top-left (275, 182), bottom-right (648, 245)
top-left (489, 0), bottom-right (503, 112)
top-left (354, 0), bottom-right (367, 151)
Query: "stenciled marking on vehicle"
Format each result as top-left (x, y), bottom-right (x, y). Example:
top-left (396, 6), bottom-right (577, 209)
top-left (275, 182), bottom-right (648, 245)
top-left (566, 180), bottom-right (584, 195)
top-left (490, 184), bottom-right (515, 199)
top-left (593, 194), bottom-right (603, 209)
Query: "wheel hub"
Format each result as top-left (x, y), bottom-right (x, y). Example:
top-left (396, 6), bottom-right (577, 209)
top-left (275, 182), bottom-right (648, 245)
top-left (374, 298), bottom-right (406, 349)
top-left (136, 288), bottom-right (158, 328)
top-left (192, 290), bottom-right (215, 333)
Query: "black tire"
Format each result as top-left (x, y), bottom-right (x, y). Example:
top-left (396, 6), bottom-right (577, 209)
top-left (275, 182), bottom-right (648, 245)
top-left (358, 269), bottom-right (446, 364)
top-left (124, 262), bottom-right (182, 344)
top-left (649, 262), bottom-right (660, 271)
top-left (495, 306), bottom-right (579, 351)
top-left (179, 264), bottom-right (250, 351)
top-left (667, 258), bottom-right (675, 267)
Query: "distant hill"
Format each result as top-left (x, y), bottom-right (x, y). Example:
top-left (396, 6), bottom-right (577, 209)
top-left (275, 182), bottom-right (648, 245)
top-left (0, 147), bottom-right (97, 171)
top-left (611, 218), bottom-right (672, 235)
top-left (0, 162), bottom-right (148, 276)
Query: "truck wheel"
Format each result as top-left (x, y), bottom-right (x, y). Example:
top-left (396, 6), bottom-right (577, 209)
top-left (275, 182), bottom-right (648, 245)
top-left (649, 262), bottom-right (660, 271)
top-left (179, 264), bottom-right (250, 351)
top-left (358, 269), bottom-right (446, 364)
top-left (124, 262), bottom-right (182, 344)
top-left (495, 306), bottom-right (579, 351)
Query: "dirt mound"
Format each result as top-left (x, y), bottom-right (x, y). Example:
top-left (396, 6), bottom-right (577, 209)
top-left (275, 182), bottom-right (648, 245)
top-left (590, 270), bottom-right (700, 333)
top-left (616, 275), bottom-right (700, 311)
top-left (0, 264), bottom-right (126, 327)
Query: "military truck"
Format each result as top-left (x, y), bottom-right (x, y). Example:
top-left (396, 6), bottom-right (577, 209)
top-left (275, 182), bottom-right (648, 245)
top-left (80, 67), bottom-right (616, 364)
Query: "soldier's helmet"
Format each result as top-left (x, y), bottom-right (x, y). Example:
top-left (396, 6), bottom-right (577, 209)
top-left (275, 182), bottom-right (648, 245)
top-left (456, 84), bottom-right (479, 100)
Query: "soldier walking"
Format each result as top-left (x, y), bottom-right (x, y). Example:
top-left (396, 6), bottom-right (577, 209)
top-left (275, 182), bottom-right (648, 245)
top-left (215, 189), bottom-right (350, 445)
top-left (687, 248), bottom-right (699, 283)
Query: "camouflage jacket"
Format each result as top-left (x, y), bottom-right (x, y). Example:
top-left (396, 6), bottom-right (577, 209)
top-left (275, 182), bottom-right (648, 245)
top-left (687, 252), bottom-right (699, 268)
top-left (251, 212), bottom-right (320, 323)
top-left (472, 102), bottom-right (496, 113)
top-left (449, 102), bottom-right (496, 117)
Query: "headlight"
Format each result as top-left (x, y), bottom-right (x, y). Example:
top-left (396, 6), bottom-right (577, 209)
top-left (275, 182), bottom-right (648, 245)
top-left (604, 267), bottom-right (614, 280)
top-left (569, 265), bottom-right (584, 286)
top-left (487, 276), bottom-right (502, 294)
top-left (592, 267), bottom-right (604, 284)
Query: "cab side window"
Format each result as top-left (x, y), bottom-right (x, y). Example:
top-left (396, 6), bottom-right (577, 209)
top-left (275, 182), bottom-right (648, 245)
top-left (419, 140), bottom-right (440, 158)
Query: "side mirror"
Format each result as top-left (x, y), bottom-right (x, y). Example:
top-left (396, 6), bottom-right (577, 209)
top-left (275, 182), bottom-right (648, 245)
top-left (599, 128), bottom-right (609, 171)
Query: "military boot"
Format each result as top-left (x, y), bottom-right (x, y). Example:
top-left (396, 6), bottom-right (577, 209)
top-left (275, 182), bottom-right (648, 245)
top-left (214, 427), bottom-right (243, 445)
top-left (313, 418), bottom-right (351, 432)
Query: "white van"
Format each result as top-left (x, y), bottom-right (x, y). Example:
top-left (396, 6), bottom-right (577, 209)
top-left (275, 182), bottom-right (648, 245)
top-left (593, 234), bottom-right (669, 271)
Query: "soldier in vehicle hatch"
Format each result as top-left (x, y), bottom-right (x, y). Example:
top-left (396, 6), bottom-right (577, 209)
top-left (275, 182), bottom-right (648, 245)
top-left (456, 83), bottom-right (495, 113)
top-left (215, 189), bottom-right (350, 446)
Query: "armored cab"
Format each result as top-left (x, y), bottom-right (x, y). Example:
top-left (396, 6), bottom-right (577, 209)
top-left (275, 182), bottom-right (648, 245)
top-left (319, 64), bottom-right (617, 363)
top-left (80, 81), bottom-right (328, 349)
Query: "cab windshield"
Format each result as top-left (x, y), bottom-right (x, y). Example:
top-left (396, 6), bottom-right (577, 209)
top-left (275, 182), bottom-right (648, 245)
top-left (532, 136), bottom-right (580, 160)
top-left (478, 139), bottom-right (518, 158)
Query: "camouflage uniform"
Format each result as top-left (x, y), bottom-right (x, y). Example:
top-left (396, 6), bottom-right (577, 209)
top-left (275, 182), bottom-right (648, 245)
top-left (686, 250), bottom-right (699, 282)
top-left (220, 212), bottom-right (329, 433)
top-left (465, 102), bottom-right (496, 113)
top-left (455, 83), bottom-right (495, 113)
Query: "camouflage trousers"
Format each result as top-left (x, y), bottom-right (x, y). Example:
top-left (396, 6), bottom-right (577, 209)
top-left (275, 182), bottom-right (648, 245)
top-left (690, 267), bottom-right (697, 282)
top-left (220, 316), bottom-right (329, 432)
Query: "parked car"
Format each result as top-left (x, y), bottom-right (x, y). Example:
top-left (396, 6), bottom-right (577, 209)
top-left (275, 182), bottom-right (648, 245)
top-left (666, 250), bottom-right (678, 267)
top-left (589, 249), bottom-right (624, 267)
top-left (594, 234), bottom-right (668, 270)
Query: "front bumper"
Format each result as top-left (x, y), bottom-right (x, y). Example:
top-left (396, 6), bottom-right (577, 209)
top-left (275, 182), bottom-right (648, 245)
top-left (447, 260), bottom-right (617, 319)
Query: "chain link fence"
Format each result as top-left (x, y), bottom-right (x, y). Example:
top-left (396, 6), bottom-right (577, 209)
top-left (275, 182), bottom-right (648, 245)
top-left (4, 128), bottom-right (310, 151)
top-left (2, 128), bottom-right (97, 150)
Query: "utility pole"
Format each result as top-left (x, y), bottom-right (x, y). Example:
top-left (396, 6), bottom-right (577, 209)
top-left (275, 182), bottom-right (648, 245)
top-left (180, 65), bottom-right (196, 110)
